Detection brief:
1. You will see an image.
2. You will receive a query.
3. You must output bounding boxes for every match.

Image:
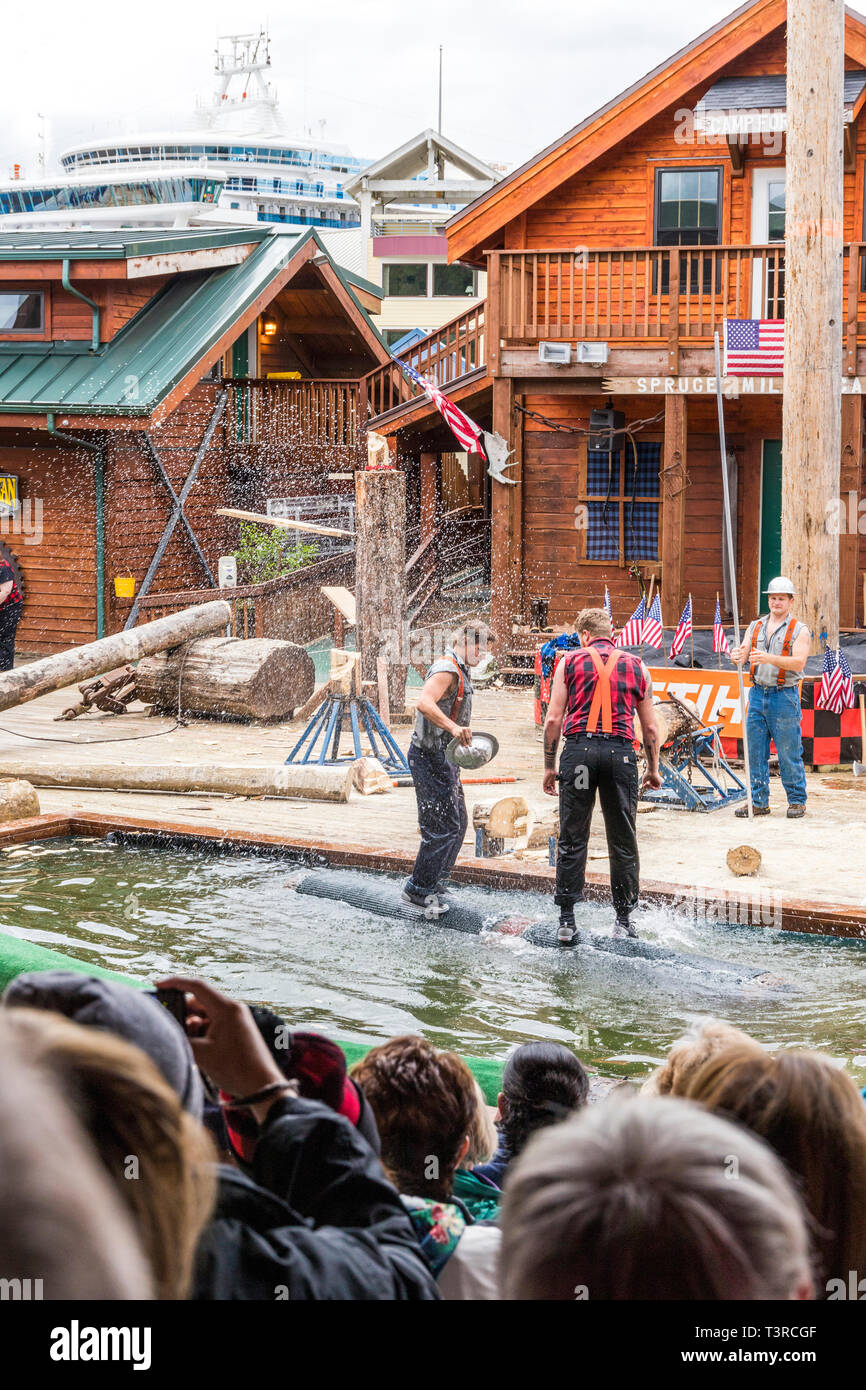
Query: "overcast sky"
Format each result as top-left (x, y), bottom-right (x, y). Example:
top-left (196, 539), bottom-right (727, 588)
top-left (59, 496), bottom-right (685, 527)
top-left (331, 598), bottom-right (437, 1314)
top-left (3, 0), bottom-right (749, 174)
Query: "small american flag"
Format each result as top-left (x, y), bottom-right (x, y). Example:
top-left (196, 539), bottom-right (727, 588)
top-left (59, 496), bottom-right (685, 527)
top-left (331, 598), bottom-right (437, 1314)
top-left (724, 319), bottom-right (785, 376)
top-left (399, 359), bottom-right (485, 456)
top-left (816, 646), bottom-right (854, 714)
top-left (642, 593), bottom-right (664, 649)
top-left (615, 597), bottom-right (644, 649)
top-left (712, 598), bottom-right (731, 655)
top-left (669, 596), bottom-right (692, 659)
top-left (603, 587), bottom-right (612, 620)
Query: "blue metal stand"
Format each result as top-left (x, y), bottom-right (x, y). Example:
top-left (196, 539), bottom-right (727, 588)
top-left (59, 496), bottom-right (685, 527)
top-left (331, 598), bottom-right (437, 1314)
top-left (640, 727), bottom-right (747, 812)
top-left (285, 692), bottom-right (411, 776)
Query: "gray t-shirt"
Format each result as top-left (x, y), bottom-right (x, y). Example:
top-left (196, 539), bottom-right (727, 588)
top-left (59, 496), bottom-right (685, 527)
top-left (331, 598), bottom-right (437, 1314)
top-left (745, 615), bottom-right (809, 688)
top-left (412, 648), bottom-right (473, 751)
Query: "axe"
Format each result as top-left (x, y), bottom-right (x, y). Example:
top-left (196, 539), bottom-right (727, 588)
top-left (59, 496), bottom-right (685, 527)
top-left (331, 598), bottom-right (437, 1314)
top-left (854, 684), bottom-right (866, 777)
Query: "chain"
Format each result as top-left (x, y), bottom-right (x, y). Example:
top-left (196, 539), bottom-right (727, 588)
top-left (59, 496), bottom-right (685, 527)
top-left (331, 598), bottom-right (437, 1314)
top-left (513, 404), bottom-right (665, 437)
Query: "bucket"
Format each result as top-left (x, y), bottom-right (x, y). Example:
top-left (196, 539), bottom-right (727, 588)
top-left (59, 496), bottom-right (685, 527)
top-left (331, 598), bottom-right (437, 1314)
top-left (114, 574), bottom-right (136, 599)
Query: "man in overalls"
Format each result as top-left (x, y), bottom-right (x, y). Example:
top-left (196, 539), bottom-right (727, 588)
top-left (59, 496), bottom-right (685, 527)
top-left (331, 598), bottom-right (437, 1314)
top-left (403, 622), bottom-right (496, 916)
top-left (543, 607), bottom-right (661, 944)
top-left (730, 576), bottom-right (810, 818)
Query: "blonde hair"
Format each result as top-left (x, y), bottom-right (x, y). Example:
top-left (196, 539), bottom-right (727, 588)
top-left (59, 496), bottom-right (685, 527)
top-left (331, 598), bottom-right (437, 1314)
top-left (0, 1015), bottom-right (151, 1299)
top-left (575, 607), bottom-right (613, 640)
top-left (463, 1078), bottom-right (498, 1168)
top-left (5, 1009), bottom-right (216, 1299)
top-left (641, 1018), bottom-right (763, 1097)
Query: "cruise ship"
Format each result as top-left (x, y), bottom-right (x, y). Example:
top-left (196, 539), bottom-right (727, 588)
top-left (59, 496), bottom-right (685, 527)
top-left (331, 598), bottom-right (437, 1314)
top-left (0, 31), bottom-right (370, 233)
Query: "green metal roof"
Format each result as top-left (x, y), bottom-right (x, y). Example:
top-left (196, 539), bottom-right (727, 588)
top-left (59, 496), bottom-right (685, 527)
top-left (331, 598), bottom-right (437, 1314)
top-left (0, 227), bottom-right (270, 261)
top-left (0, 228), bottom-right (385, 417)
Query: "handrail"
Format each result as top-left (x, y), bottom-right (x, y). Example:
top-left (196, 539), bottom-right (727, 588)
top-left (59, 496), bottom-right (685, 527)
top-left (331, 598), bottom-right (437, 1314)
top-left (363, 302), bottom-right (487, 419)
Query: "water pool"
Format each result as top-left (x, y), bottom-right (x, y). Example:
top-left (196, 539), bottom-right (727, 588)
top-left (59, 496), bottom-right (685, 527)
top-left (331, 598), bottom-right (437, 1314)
top-left (1, 835), bottom-right (866, 1085)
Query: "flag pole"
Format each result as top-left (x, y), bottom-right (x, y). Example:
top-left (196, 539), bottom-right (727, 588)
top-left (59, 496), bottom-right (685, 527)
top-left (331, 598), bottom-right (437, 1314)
top-left (716, 591), bottom-right (722, 670)
top-left (714, 333), bottom-right (753, 819)
top-left (689, 592), bottom-right (694, 668)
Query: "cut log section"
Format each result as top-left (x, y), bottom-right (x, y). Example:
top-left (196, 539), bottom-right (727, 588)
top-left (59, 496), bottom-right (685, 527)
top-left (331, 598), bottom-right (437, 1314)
top-left (0, 601), bottom-right (231, 714)
top-left (135, 637), bottom-right (315, 721)
top-left (727, 845), bottom-right (762, 877)
top-left (633, 695), bottom-right (700, 747)
top-left (0, 780), bottom-right (40, 823)
top-left (0, 760), bottom-right (354, 803)
top-left (473, 795), bottom-right (534, 855)
top-left (353, 757), bottom-right (393, 795)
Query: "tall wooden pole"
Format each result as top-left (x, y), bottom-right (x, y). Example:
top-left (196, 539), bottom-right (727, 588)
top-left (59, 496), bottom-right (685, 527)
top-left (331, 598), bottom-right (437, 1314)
top-left (782, 0), bottom-right (844, 647)
top-left (355, 469), bottom-right (407, 715)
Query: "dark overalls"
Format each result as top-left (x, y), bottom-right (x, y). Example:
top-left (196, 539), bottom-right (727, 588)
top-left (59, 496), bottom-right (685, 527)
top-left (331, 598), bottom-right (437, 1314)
top-left (555, 641), bottom-right (645, 921)
top-left (405, 651), bottom-right (472, 896)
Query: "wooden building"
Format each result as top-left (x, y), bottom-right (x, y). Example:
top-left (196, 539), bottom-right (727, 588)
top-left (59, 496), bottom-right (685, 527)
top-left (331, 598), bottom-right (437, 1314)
top-left (0, 227), bottom-right (387, 651)
top-left (366, 0), bottom-right (866, 641)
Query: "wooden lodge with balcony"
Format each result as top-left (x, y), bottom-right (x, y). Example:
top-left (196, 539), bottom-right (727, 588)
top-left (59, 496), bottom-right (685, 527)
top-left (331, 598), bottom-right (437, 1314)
top-left (367, 0), bottom-right (866, 645)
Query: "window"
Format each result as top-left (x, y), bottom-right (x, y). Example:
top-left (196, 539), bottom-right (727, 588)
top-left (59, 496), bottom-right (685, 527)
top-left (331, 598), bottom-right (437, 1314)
top-left (654, 167), bottom-right (722, 293)
top-left (0, 292), bottom-right (43, 333)
top-left (382, 328), bottom-right (424, 348)
top-left (582, 441), bottom-right (661, 563)
top-left (383, 263), bottom-right (428, 297)
top-left (432, 264), bottom-right (477, 297)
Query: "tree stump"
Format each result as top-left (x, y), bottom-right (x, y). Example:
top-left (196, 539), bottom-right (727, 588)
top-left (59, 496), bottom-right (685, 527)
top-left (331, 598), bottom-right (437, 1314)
top-left (727, 844), bottom-right (762, 877)
top-left (0, 779), bottom-right (39, 823)
top-left (135, 637), bottom-right (315, 721)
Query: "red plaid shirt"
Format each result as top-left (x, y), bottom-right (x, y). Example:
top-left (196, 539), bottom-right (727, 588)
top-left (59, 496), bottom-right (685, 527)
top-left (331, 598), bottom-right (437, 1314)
top-left (0, 561), bottom-right (21, 608)
top-left (561, 639), bottom-right (647, 739)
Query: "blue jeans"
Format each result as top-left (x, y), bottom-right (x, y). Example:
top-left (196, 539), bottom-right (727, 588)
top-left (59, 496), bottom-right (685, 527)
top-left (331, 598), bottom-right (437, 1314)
top-left (406, 742), bottom-right (469, 894)
top-left (745, 684), bottom-right (807, 808)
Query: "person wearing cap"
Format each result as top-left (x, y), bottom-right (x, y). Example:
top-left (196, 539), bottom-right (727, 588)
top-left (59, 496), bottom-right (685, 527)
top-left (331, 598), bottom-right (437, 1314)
top-left (543, 606), bottom-right (661, 943)
top-left (402, 620), bottom-right (496, 916)
top-left (730, 577), bottom-right (810, 819)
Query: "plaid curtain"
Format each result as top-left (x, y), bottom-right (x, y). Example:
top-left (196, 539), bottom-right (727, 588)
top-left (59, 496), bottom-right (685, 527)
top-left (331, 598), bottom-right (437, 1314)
top-left (585, 442), bottom-right (660, 561)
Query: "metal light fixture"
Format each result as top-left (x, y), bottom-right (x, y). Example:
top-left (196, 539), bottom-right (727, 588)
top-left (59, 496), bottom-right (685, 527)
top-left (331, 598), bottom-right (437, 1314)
top-left (262, 316), bottom-right (278, 336)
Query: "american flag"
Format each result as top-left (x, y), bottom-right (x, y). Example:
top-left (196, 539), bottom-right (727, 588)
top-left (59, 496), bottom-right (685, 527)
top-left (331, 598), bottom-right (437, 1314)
top-left (816, 646), bottom-right (855, 714)
top-left (642, 593), bottom-right (664, 649)
top-left (724, 319), bottom-right (785, 376)
top-left (712, 598), bottom-right (731, 655)
top-left (398, 359), bottom-right (485, 456)
top-left (603, 587), bottom-right (612, 620)
top-left (669, 595), bottom-right (692, 659)
top-left (615, 597), bottom-right (644, 649)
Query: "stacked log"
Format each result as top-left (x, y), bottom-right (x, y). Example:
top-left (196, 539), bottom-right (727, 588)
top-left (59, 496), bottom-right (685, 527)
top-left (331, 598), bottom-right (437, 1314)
top-left (135, 637), bottom-right (315, 721)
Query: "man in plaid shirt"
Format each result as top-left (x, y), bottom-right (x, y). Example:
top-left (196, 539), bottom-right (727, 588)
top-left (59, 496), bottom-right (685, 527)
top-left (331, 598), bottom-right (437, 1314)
top-left (543, 607), bottom-right (661, 943)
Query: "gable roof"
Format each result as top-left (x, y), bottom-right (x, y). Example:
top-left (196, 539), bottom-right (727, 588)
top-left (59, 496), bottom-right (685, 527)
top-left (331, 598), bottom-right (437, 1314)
top-left (344, 128), bottom-right (498, 196)
top-left (0, 226), bottom-right (267, 262)
top-left (446, 0), bottom-right (866, 262)
top-left (0, 228), bottom-right (387, 423)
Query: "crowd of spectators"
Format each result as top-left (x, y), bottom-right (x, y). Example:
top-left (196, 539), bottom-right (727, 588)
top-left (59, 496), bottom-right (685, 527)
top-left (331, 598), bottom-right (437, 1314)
top-left (1, 973), bottom-right (863, 1301)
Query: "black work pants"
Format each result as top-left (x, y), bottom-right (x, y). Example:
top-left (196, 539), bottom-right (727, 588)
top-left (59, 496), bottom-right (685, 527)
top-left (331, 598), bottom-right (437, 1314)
top-left (407, 741), bottom-right (469, 893)
top-left (555, 733), bottom-right (640, 919)
top-left (0, 602), bottom-right (21, 672)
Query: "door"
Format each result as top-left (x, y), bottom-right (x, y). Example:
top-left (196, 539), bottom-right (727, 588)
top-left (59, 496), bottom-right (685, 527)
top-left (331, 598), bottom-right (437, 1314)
top-left (750, 167), bottom-right (786, 318)
top-left (759, 440), bottom-right (783, 599)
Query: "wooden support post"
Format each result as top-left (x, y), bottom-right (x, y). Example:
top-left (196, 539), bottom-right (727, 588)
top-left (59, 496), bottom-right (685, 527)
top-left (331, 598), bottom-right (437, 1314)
top-left (782, 0), bottom-right (844, 647)
top-left (355, 469), bottom-right (407, 716)
top-left (660, 393), bottom-right (687, 619)
top-left (419, 452), bottom-right (438, 542)
top-left (840, 392), bottom-right (862, 627)
top-left (490, 378), bottom-right (523, 640)
top-left (740, 436), bottom-right (763, 617)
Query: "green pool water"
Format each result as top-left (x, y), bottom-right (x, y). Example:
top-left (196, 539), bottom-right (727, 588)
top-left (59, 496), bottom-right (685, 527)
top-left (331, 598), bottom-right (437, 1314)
top-left (1, 836), bottom-right (865, 1085)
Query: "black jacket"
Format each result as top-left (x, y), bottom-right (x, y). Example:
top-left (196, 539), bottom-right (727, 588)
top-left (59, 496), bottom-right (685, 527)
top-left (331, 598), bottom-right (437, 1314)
top-left (193, 1094), bottom-right (440, 1300)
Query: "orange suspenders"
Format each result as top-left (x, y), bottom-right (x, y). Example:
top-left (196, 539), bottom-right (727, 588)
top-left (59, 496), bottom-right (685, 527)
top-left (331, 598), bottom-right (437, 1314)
top-left (750, 617), bottom-right (797, 687)
top-left (584, 645), bottom-right (628, 733)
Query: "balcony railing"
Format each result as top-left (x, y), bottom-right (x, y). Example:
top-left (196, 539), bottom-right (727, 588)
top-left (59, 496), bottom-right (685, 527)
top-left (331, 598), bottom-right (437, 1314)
top-left (363, 303), bottom-right (486, 419)
top-left (491, 245), bottom-right (866, 365)
top-left (225, 378), bottom-right (361, 448)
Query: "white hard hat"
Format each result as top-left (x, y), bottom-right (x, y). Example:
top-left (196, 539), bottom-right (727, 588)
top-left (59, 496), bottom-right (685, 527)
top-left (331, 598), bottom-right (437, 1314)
top-left (765, 575), bottom-right (794, 595)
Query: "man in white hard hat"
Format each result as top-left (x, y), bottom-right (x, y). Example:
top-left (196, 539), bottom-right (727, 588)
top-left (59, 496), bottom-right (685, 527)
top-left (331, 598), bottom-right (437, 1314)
top-left (730, 577), bottom-right (810, 818)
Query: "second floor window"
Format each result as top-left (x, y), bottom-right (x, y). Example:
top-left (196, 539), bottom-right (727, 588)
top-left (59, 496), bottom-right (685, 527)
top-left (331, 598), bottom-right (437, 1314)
top-left (0, 292), bottom-right (43, 333)
top-left (654, 167), bottom-right (722, 294)
top-left (383, 263), bottom-right (428, 297)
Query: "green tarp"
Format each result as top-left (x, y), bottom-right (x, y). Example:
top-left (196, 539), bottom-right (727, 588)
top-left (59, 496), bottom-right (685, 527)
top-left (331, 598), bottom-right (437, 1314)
top-left (0, 929), bottom-right (505, 1103)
